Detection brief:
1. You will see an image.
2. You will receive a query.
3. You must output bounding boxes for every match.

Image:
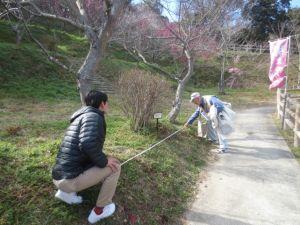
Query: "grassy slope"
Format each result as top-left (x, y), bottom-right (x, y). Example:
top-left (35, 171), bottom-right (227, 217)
top-left (0, 21), bottom-right (213, 225)
top-left (0, 20), bottom-right (279, 225)
top-left (0, 103), bottom-right (210, 225)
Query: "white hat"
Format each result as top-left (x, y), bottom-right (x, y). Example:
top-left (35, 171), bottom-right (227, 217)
top-left (190, 92), bottom-right (201, 102)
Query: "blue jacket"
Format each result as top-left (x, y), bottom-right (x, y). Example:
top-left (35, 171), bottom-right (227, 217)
top-left (187, 96), bottom-right (224, 125)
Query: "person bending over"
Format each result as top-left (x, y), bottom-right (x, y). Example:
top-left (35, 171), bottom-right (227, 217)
top-left (185, 92), bottom-right (234, 153)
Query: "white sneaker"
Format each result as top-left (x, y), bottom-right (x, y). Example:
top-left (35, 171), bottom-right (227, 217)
top-left (55, 190), bottom-right (83, 204)
top-left (88, 203), bottom-right (116, 224)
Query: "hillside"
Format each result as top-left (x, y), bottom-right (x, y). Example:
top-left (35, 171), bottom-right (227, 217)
top-left (0, 20), bottom-right (276, 225)
top-left (0, 20), bottom-right (212, 225)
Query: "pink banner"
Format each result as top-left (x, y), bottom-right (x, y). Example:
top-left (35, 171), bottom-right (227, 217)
top-left (269, 37), bottom-right (289, 89)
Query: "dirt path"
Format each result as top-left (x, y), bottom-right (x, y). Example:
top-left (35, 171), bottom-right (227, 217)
top-left (184, 107), bottom-right (300, 225)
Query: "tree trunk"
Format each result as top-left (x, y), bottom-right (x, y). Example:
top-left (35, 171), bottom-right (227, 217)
top-left (168, 50), bottom-right (193, 123)
top-left (16, 29), bottom-right (22, 45)
top-left (77, 41), bottom-right (101, 104)
top-left (168, 80), bottom-right (185, 123)
top-left (76, 0), bottom-right (129, 104)
top-left (77, 78), bottom-right (92, 105)
top-left (218, 53), bottom-right (226, 95)
top-left (12, 24), bottom-right (22, 45)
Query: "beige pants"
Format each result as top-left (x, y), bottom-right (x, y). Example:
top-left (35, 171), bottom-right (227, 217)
top-left (53, 165), bottom-right (121, 207)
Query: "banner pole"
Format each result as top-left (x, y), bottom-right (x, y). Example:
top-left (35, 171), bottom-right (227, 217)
top-left (281, 36), bottom-right (291, 129)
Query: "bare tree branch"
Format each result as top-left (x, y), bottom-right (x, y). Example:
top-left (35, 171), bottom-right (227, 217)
top-left (0, 7), bottom-right (18, 18)
top-left (17, 0), bottom-right (89, 30)
top-left (11, 2), bottom-right (71, 71)
top-left (146, 35), bottom-right (176, 39)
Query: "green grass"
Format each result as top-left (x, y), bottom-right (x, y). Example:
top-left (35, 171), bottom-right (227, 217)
top-left (0, 42), bottom-right (79, 102)
top-left (0, 95), bottom-right (212, 225)
top-left (0, 20), bottom-right (88, 57)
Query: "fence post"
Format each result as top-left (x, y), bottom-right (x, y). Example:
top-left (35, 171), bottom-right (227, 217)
top-left (283, 93), bottom-right (291, 130)
top-left (259, 45), bottom-right (262, 54)
top-left (278, 89), bottom-right (284, 119)
top-left (294, 103), bottom-right (300, 147)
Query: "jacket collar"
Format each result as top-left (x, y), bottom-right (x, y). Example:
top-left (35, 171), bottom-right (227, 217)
top-left (70, 106), bottom-right (104, 123)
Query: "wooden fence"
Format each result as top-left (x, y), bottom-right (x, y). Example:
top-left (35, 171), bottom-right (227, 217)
top-left (277, 89), bottom-right (300, 147)
top-left (227, 44), bottom-right (268, 54)
top-left (226, 44), bottom-right (299, 54)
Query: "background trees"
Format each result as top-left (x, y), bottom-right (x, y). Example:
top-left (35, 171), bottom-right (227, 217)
top-left (242, 0), bottom-right (291, 42)
top-left (114, 0), bottom-right (242, 122)
top-left (1, 0), bottom-right (130, 103)
top-left (1, 0), bottom-right (297, 124)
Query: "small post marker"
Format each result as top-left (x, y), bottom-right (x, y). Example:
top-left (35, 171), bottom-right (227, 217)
top-left (154, 113), bottom-right (162, 135)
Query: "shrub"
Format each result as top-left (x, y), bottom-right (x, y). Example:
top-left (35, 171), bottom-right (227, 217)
top-left (118, 69), bottom-right (170, 131)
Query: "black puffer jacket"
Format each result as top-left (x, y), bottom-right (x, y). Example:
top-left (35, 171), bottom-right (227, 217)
top-left (52, 106), bottom-right (108, 180)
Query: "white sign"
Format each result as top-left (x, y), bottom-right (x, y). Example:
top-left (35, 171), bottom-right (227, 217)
top-left (154, 113), bottom-right (162, 119)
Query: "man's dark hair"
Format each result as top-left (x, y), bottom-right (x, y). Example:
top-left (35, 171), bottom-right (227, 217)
top-left (85, 90), bottom-right (108, 108)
